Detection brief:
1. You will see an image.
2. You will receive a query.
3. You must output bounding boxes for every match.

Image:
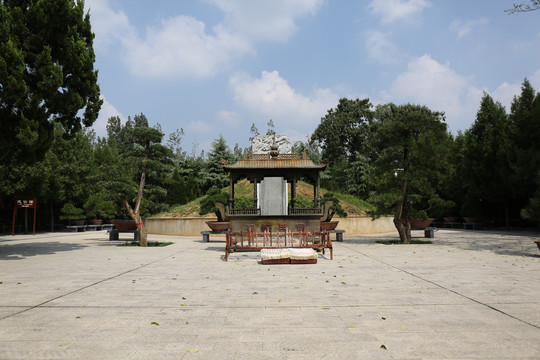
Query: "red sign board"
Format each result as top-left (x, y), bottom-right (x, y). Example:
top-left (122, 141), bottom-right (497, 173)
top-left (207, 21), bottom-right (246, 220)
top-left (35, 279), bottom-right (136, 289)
top-left (13, 198), bottom-right (37, 235)
top-left (16, 199), bottom-right (36, 208)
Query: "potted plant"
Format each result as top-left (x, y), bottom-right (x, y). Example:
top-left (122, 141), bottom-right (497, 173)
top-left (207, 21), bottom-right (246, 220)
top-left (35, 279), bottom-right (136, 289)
top-left (60, 203), bottom-right (85, 226)
top-left (428, 197), bottom-right (458, 223)
top-left (84, 192), bottom-right (117, 225)
top-left (394, 211), bottom-right (434, 229)
top-left (320, 192), bottom-right (347, 231)
top-left (200, 189), bottom-right (231, 231)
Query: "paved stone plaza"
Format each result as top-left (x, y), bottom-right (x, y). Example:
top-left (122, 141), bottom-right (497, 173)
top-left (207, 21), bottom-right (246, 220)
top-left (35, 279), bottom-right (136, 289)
top-left (0, 229), bottom-right (539, 359)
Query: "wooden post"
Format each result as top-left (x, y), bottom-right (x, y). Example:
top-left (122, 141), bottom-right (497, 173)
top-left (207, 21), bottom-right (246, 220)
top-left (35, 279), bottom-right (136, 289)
top-left (12, 203), bottom-right (16, 236)
top-left (229, 177), bottom-right (235, 209)
top-left (291, 178), bottom-right (297, 210)
top-left (315, 176), bottom-right (320, 208)
top-left (13, 198), bottom-right (37, 236)
top-left (33, 199), bottom-right (37, 235)
top-left (253, 177), bottom-right (258, 209)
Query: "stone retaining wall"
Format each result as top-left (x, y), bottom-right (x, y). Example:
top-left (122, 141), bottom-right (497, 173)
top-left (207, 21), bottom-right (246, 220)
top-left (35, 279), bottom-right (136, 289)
top-left (144, 216), bottom-right (396, 236)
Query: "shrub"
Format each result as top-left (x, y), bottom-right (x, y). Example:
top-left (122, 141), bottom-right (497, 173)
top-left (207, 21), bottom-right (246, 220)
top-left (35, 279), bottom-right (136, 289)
top-left (321, 192), bottom-right (347, 219)
top-left (234, 195), bottom-right (254, 209)
top-left (199, 188), bottom-right (229, 221)
top-left (84, 192), bottom-right (117, 219)
top-left (60, 203), bottom-right (85, 223)
top-left (289, 194), bottom-right (314, 208)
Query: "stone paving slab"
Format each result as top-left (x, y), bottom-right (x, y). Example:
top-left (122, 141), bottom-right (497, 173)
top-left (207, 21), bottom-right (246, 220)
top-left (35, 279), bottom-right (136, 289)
top-left (0, 229), bottom-right (539, 359)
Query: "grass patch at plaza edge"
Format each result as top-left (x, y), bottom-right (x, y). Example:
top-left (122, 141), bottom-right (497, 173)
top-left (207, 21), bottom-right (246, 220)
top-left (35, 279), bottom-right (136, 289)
top-left (117, 241), bottom-right (174, 247)
top-left (375, 239), bottom-right (433, 245)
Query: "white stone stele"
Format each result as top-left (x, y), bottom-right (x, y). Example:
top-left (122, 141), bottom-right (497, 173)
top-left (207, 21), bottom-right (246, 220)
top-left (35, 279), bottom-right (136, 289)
top-left (259, 177), bottom-right (288, 215)
top-left (251, 135), bottom-right (291, 215)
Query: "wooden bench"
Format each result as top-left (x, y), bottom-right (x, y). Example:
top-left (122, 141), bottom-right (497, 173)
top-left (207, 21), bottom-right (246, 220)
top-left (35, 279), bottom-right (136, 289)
top-left (463, 222), bottom-right (483, 230)
top-left (108, 228), bottom-right (139, 241)
top-left (86, 225), bottom-right (102, 231)
top-left (442, 222), bottom-right (462, 229)
top-left (201, 230), bottom-right (228, 242)
top-left (225, 230), bottom-right (332, 261)
top-left (66, 225), bottom-right (86, 232)
top-left (327, 229), bottom-right (345, 242)
top-left (101, 224), bottom-right (114, 231)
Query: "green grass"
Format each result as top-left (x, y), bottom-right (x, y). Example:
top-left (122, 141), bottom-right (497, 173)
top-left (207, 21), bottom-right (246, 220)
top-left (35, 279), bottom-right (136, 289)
top-left (117, 241), bottom-right (174, 247)
top-left (334, 193), bottom-right (376, 213)
top-left (154, 179), bottom-right (376, 218)
top-left (375, 239), bottom-right (433, 245)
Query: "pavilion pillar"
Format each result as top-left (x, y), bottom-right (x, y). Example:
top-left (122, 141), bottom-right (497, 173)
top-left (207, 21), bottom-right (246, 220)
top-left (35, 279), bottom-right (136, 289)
top-left (314, 176), bottom-right (320, 208)
top-left (291, 178), bottom-right (297, 209)
top-left (253, 177), bottom-right (258, 209)
top-left (229, 177), bottom-right (235, 209)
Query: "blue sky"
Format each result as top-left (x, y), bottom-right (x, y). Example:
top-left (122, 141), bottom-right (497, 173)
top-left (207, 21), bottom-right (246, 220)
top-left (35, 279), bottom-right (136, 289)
top-left (85, 0), bottom-right (540, 154)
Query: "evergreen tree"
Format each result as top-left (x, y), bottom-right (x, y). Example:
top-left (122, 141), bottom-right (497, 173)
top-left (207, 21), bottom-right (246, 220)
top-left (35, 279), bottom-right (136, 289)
top-left (367, 103), bottom-right (450, 243)
top-left (199, 135), bottom-right (232, 192)
top-left (461, 93), bottom-right (514, 225)
top-left (104, 114), bottom-right (172, 246)
top-left (311, 98), bottom-right (374, 193)
top-left (0, 0), bottom-right (101, 164)
top-left (509, 79), bottom-right (540, 217)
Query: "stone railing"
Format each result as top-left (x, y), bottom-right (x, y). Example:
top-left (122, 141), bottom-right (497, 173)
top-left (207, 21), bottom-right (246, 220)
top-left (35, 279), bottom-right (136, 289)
top-left (228, 208), bottom-right (261, 215)
top-left (288, 207), bottom-right (322, 215)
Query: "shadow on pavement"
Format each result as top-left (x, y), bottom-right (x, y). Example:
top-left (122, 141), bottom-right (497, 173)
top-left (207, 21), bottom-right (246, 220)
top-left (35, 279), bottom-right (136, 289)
top-left (344, 230), bottom-right (540, 258)
top-left (0, 242), bottom-right (87, 260)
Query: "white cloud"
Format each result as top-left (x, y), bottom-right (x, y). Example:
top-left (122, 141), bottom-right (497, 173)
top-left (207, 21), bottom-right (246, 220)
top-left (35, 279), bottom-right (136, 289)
top-left (386, 58), bottom-right (540, 133)
top-left (90, 95), bottom-right (126, 137)
top-left (530, 67), bottom-right (540, 89)
top-left (368, 0), bottom-right (431, 25)
top-left (217, 110), bottom-right (243, 126)
top-left (449, 17), bottom-right (488, 38)
top-left (84, 0), bottom-right (135, 50)
top-left (86, 0), bottom-right (322, 78)
top-left (365, 30), bottom-right (401, 64)
top-left (126, 16), bottom-right (252, 78)
top-left (208, 0), bottom-right (323, 42)
top-left (230, 70), bottom-right (339, 128)
top-left (491, 82), bottom-right (521, 111)
top-left (186, 120), bottom-right (215, 133)
top-left (489, 67), bottom-right (540, 111)
top-left (386, 55), bottom-right (477, 132)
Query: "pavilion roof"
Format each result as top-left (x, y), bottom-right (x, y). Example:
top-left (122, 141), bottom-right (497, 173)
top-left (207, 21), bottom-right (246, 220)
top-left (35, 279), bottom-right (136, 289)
top-left (222, 153), bottom-right (326, 171)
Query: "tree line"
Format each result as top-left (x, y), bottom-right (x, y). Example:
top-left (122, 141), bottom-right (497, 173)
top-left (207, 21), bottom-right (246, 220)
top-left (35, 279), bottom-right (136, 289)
top-left (2, 78), bottom-right (539, 244)
top-left (311, 79), bottom-right (540, 241)
top-left (2, 1), bottom-right (539, 245)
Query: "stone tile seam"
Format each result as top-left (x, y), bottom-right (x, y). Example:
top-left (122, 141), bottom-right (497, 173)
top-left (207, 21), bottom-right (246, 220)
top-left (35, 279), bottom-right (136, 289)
top-left (337, 242), bottom-right (540, 332)
top-left (5, 302), bottom-right (535, 311)
top-left (0, 244), bottom-right (198, 322)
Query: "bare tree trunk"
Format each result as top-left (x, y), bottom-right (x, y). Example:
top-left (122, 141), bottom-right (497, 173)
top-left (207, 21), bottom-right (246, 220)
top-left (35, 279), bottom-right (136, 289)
top-left (123, 198), bottom-right (147, 246)
top-left (394, 148), bottom-right (411, 244)
top-left (123, 163), bottom-right (148, 246)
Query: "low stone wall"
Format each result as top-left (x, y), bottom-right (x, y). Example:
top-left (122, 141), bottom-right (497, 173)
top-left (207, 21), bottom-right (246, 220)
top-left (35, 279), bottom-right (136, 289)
top-left (144, 215), bottom-right (395, 236)
top-left (335, 215), bottom-right (396, 234)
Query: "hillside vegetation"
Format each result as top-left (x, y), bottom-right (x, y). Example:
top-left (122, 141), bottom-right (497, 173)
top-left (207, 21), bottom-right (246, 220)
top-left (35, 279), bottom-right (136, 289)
top-left (154, 179), bottom-right (374, 218)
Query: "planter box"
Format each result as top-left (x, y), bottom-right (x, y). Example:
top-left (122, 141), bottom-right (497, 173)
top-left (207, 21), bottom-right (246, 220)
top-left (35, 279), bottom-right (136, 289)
top-left (320, 221), bottom-right (339, 231)
top-left (112, 220), bottom-right (137, 231)
top-left (206, 221), bottom-right (231, 231)
top-left (394, 218), bottom-right (434, 229)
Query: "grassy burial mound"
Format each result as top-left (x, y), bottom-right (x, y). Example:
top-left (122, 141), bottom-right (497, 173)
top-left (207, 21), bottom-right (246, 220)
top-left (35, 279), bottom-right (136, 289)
top-left (155, 179), bottom-right (374, 218)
